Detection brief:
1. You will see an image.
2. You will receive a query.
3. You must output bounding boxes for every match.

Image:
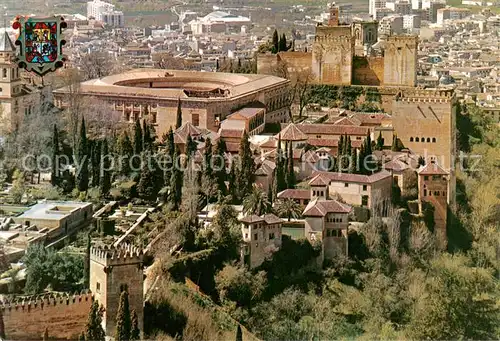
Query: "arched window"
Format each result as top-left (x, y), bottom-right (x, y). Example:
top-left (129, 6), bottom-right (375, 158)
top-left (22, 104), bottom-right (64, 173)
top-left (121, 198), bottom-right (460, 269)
top-left (421, 137), bottom-right (425, 142)
top-left (415, 137), bottom-right (419, 142)
top-left (427, 138), bottom-right (431, 142)
top-left (432, 137), bottom-right (436, 142)
top-left (410, 137), bottom-right (414, 142)
top-left (367, 29), bottom-right (374, 42)
top-left (355, 28), bottom-right (361, 41)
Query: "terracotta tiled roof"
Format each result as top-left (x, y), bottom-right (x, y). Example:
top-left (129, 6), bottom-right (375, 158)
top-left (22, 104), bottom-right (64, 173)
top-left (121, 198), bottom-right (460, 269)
top-left (351, 113), bottom-right (389, 125)
top-left (418, 163), bottom-right (448, 175)
top-left (383, 158), bottom-right (409, 171)
top-left (303, 150), bottom-right (320, 163)
top-left (333, 117), bottom-right (361, 126)
top-left (174, 122), bottom-right (201, 144)
top-left (308, 174), bottom-right (331, 186)
top-left (277, 189), bottom-right (311, 200)
top-left (277, 123), bottom-right (308, 141)
top-left (220, 128), bottom-right (244, 139)
top-left (311, 170), bottom-right (392, 184)
top-left (239, 215), bottom-right (265, 223)
top-left (296, 124), bottom-right (369, 136)
top-left (302, 198), bottom-right (352, 217)
top-left (307, 138), bottom-right (339, 147)
top-left (263, 213), bottom-right (282, 224)
top-left (226, 142), bottom-right (241, 153)
top-left (255, 160), bottom-right (276, 176)
top-left (260, 138), bottom-right (278, 149)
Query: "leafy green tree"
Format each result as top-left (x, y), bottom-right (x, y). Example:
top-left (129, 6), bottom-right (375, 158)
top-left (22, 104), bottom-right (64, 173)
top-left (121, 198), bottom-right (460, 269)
top-left (85, 301), bottom-right (105, 341)
top-left (10, 170), bottom-right (25, 204)
top-left (134, 119), bottom-right (143, 156)
top-left (116, 290), bottom-right (132, 341)
top-left (130, 310), bottom-right (140, 340)
top-left (51, 124), bottom-right (59, 186)
top-left (406, 254), bottom-right (499, 340)
top-left (176, 98), bottom-right (182, 129)
top-left (275, 198), bottom-right (302, 221)
top-left (100, 139), bottom-right (112, 196)
top-left (76, 117), bottom-right (89, 192)
top-left (401, 169), bottom-right (418, 200)
top-left (216, 264), bottom-right (267, 307)
top-left (242, 185), bottom-right (272, 216)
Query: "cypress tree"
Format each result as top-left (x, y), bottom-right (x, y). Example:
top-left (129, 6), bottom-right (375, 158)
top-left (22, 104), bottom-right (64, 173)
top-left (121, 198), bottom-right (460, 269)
top-left (85, 301), bottom-right (105, 341)
top-left (0, 308), bottom-right (6, 339)
top-left (84, 232), bottom-right (91, 288)
top-left (359, 142), bottom-right (366, 174)
top-left (130, 310), bottom-right (140, 341)
top-left (176, 98), bottom-right (182, 129)
top-left (76, 117), bottom-right (89, 192)
top-left (279, 33), bottom-right (287, 52)
top-left (166, 127), bottom-right (175, 158)
top-left (186, 135), bottom-right (197, 159)
top-left (118, 131), bottom-right (134, 176)
top-left (228, 161), bottom-right (238, 203)
top-left (275, 135), bottom-right (287, 192)
top-left (365, 132), bottom-right (373, 157)
top-left (43, 327), bottom-right (48, 341)
top-left (100, 139), bottom-right (111, 196)
top-left (272, 29), bottom-right (279, 53)
top-left (236, 324), bottom-right (243, 341)
top-left (376, 131), bottom-right (384, 150)
top-left (142, 120), bottom-right (152, 151)
top-left (51, 124), bottom-right (59, 186)
top-left (170, 146), bottom-right (183, 210)
top-left (203, 137), bottom-right (213, 178)
top-left (134, 120), bottom-right (143, 156)
top-left (337, 134), bottom-right (344, 172)
top-left (238, 131), bottom-right (255, 197)
top-left (214, 138), bottom-right (228, 196)
top-left (115, 291), bottom-right (131, 341)
top-left (90, 140), bottom-right (101, 188)
top-left (138, 152), bottom-right (162, 201)
top-left (286, 142), bottom-right (296, 188)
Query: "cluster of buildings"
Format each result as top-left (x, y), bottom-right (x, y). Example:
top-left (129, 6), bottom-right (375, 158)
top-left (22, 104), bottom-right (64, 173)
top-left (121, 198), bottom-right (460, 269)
top-left (87, 0), bottom-right (124, 27)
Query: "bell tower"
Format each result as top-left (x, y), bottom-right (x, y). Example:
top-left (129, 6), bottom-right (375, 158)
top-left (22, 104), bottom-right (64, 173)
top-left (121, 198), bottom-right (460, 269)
top-left (0, 30), bottom-right (22, 126)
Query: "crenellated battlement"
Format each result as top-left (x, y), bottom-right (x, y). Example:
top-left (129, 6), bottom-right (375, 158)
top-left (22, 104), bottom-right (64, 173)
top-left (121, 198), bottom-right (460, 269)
top-left (396, 88), bottom-right (455, 103)
top-left (90, 243), bottom-right (143, 266)
top-left (387, 35), bottom-right (419, 45)
top-left (0, 292), bottom-right (94, 312)
top-left (315, 34), bottom-right (352, 43)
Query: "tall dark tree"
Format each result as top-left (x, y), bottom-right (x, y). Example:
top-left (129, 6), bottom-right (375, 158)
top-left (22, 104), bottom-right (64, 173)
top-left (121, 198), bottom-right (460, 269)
top-left (176, 98), bottom-right (183, 129)
top-left (85, 301), bottom-right (105, 341)
top-left (134, 120), bottom-right (143, 156)
top-left (272, 29), bottom-right (279, 53)
top-left (375, 131), bottom-right (384, 150)
top-left (213, 138), bottom-right (228, 196)
top-left (285, 142), bottom-right (296, 188)
top-left (84, 232), bottom-right (91, 288)
top-left (115, 290), bottom-right (131, 341)
top-left (142, 120), bottom-right (153, 151)
top-left (100, 139), bottom-right (112, 196)
top-left (0, 310), bottom-right (5, 339)
top-left (118, 131), bottom-right (134, 176)
top-left (90, 140), bottom-right (101, 188)
top-left (169, 146), bottom-right (183, 210)
top-left (228, 161), bottom-right (238, 203)
top-left (358, 142), bottom-right (366, 174)
top-left (51, 124), bottom-right (59, 186)
top-left (186, 135), bottom-right (197, 159)
top-left (279, 33), bottom-right (287, 52)
top-left (130, 310), bottom-right (140, 341)
top-left (76, 117), bottom-right (89, 192)
top-left (203, 137), bottom-right (213, 178)
top-left (275, 135), bottom-right (287, 193)
top-left (238, 131), bottom-right (255, 198)
top-left (236, 324), bottom-right (243, 341)
top-left (137, 152), bottom-right (162, 201)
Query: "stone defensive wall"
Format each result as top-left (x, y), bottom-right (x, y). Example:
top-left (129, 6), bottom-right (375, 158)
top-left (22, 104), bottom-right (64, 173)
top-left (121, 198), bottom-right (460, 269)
top-left (0, 292), bottom-right (94, 340)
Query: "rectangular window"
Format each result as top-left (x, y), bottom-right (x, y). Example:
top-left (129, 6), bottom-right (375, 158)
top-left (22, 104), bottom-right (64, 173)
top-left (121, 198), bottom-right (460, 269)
top-left (344, 183), bottom-right (349, 187)
top-left (362, 195), bottom-right (369, 206)
top-left (254, 233), bottom-right (258, 241)
top-left (244, 233), bottom-right (248, 239)
top-left (96, 282), bottom-right (101, 292)
top-left (2, 69), bottom-right (6, 78)
top-left (192, 113), bottom-right (200, 127)
top-left (424, 176), bottom-right (429, 181)
top-left (362, 185), bottom-right (367, 191)
top-left (269, 233), bottom-right (275, 240)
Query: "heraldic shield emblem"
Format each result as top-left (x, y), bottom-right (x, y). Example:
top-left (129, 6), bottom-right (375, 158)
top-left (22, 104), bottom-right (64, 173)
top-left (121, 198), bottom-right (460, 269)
top-left (12, 16), bottom-right (67, 77)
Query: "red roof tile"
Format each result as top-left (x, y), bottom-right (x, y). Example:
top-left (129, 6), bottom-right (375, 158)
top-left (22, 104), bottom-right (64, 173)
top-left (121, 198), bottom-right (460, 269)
top-left (311, 170), bottom-right (392, 184)
top-left (277, 189), bottom-right (311, 200)
top-left (303, 198), bottom-right (352, 217)
top-left (296, 124), bottom-right (370, 136)
top-left (277, 123), bottom-right (309, 141)
top-left (418, 163), bottom-right (448, 175)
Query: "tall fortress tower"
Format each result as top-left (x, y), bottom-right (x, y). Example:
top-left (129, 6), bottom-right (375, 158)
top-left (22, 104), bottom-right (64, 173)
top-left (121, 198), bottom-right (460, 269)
top-left (90, 244), bottom-right (144, 336)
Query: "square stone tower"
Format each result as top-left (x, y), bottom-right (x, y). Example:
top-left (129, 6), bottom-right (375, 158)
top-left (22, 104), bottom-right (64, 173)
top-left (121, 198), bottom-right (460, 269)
top-left (383, 36), bottom-right (418, 87)
top-left (90, 244), bottom-right (144, 337)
